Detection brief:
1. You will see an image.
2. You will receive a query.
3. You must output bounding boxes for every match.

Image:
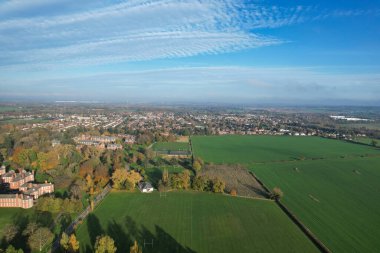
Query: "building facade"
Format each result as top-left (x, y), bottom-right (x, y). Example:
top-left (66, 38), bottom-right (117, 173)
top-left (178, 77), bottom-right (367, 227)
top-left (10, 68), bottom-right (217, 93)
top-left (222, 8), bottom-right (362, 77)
top-left (0, 167), bottom-right (54, 209)
top-left (0, 194), bottom-right (33, 209)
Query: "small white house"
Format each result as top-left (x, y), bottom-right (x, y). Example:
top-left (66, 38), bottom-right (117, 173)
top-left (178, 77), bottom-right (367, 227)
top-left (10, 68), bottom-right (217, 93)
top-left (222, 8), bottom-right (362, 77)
top-left (138, 182), bottom-right (154, 193)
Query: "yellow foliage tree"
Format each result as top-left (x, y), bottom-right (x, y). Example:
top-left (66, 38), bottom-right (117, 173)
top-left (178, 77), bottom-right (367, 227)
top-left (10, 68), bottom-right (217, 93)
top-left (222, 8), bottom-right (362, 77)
top-left (69, 234), bottom-right (80, 252)
top-left (130, 240), bottom-right (142, 253)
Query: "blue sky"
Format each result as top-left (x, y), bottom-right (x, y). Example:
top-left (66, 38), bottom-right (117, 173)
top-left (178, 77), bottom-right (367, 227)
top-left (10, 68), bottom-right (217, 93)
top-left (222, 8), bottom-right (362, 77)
top-left (0, 0), bottom-right (379, 105)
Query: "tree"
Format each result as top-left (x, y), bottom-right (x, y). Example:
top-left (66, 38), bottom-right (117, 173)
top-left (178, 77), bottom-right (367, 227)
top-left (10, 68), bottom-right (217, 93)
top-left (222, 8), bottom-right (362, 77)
top-left (28, 227), bottom-right (54, 252)
top-left (5, 245), bottom-right (23, 253)
top-left (3, 224), bottom-right (19, 243)
top-left (180, 170), bottom-right (191, 190)
top-left (192, 175), bottom-right (208, 191)
top-left (371, 139), bottom-right (378, 147)
top-left (37, 150), bottom-right (59, 171)
top-left (212, 177), bottom-right (225, 193)
top-left (270, 187), bottom-right (284, 200)
top-left (69, 234), bottom-right (80, 252)
top-left (130, 240), bottom-right (142, 253)
top-left (145, 148), bottom-right (155, 161)
top-left (112, 169), bottom-right (142, 190)
top-left (69, 182), bottom-right (82, 200)
top-left (60, 233), bottom-right (70, 252)
top-left (22, 222), bottom-right (39, 237)
top-left (192, 160), bottom-right (202, 174)
top-left (94, 235), bottom-right (117, 253)
top-left (230, 188), bottom-right (237, 196)
top-left (0, 151), bottom-right (4, 164)
top-left (162, 168), bottom-right (169, 186)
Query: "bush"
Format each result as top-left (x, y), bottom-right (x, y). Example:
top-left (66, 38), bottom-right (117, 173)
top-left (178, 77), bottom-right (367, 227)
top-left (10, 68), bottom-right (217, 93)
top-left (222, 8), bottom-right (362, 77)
top-left (270, 187), bottom-right (284, 200)
top-left (192, 175), bottom-right (208, 191)
top-left (211, 177), bottom-right (225, 193)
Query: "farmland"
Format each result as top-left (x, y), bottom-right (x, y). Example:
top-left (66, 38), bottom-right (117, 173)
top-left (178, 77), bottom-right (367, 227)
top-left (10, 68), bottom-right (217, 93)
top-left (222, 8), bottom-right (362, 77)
top-left (76, 192), bottom-right (318, 253)
top-left (251, 157), bottom-right (380, 253)
top-left (190, 135), bottom-right (380, 253)
top-left (191, 135), bottom-right (380, 163)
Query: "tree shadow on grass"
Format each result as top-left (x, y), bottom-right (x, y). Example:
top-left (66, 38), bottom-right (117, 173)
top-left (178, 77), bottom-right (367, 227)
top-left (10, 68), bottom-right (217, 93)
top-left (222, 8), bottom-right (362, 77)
top-left (154, 225), bottom-right (196, 253)
top-left (145, 168), bottom-right (162, 187)
top-left (107, 219), bottom-right (131, 253)
top-left (87, 214), bottom-right (103, 249)
top-left (119, 216), bottom-right (197, 253)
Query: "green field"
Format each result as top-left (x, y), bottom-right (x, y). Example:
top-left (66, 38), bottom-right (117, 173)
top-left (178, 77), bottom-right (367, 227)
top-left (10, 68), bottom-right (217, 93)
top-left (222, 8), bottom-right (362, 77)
top-left (0, 106), bottom-right (22, 113)
top-left (191, 135), bottom-right (380, 252)
top-left (251, 157), bottom-right (380, 253)
top-left (352, 137), bottom-right (379, 146)
top-left (76, 192), bottom-right (318, 253)
top-left (152, 142), bottom-right (190, 152)
top-left (191, 135), bottom-right (380, 163)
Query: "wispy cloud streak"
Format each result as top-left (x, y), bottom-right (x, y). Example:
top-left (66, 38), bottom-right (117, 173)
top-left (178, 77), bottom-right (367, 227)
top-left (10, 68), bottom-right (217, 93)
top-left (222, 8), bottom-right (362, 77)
top-left (0, 1), bottom-right (377, 72)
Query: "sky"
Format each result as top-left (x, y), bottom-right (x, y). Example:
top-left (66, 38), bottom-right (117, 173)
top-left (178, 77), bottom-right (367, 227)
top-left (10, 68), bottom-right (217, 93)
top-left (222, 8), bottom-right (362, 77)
top-left (0, 0), bottom-right (379, 105)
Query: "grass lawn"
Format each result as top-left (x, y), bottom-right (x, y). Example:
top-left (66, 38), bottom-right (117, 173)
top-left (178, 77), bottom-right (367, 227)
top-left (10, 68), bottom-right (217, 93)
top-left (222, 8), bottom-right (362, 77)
top-left (76, 192), bottom-right (318, 253)
top-left (191, 135), bottom-right (380, 163)
top-left (153, 142), bottom-right (190, 152)
top-left (251, 156), bottom-right (380, 253)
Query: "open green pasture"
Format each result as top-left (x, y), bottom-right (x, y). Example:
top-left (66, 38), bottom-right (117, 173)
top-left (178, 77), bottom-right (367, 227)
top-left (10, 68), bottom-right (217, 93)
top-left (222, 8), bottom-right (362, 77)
top-left (76, 192), bottom-right (318, 253)
top-left (152, 142), bottom-right (190, 152)
top-left (191, 135), bottom-right (380, 163)
top-left (251, 157), bottom-right (380, 253)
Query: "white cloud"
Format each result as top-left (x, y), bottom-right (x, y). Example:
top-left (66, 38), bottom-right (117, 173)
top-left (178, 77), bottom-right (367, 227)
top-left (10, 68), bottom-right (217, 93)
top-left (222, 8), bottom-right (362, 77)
top-left (0, 0), bottom-right (297, 69)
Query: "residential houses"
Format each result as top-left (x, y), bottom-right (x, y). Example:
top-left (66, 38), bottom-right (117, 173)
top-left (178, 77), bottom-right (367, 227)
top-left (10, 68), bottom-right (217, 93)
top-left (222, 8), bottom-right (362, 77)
top-left (74, 135), bottom-right (122, 150)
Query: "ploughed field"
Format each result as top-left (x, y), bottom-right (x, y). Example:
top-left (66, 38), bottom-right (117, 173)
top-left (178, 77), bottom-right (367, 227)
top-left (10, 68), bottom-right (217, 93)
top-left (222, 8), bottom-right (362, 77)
top-left (76, 192), bottom-right (318, 253)
top-left (191, 135), bottom-right (380, 163)
top-left (191, 135), bottom-right (380, 253)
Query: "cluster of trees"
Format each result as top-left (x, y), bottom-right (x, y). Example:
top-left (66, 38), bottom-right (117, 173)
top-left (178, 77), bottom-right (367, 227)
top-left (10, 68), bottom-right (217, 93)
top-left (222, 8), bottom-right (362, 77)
top-left (111, 169), bottom-right (142, 190)
top-left (2, 222), bottom-right (54, 253)
top-left (157, 168), bottom-right (225, 193)
top-left (36, 196), bottom-right (82, 214)
top-left (2, 245), bottom-right (24, 253)
top-left (60, 233), bottom-right (80, 252)
top-left (135, 131), bottom-right (176, 146)
top-left (158, 169), bottom-right (191, 191)
top-left (192, 175), bottom-right (225, 193)
top-left (69, 234), bottom-right (142, 253)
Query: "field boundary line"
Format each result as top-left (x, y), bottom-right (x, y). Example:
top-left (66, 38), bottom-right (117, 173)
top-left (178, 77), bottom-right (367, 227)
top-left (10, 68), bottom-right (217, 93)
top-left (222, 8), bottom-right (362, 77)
top-left (251, 172), bottom-right (331, 253)
top-left (276, 200), bottom-right (331, 253)
top-left (222, 192), bottom-right (273, 201)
